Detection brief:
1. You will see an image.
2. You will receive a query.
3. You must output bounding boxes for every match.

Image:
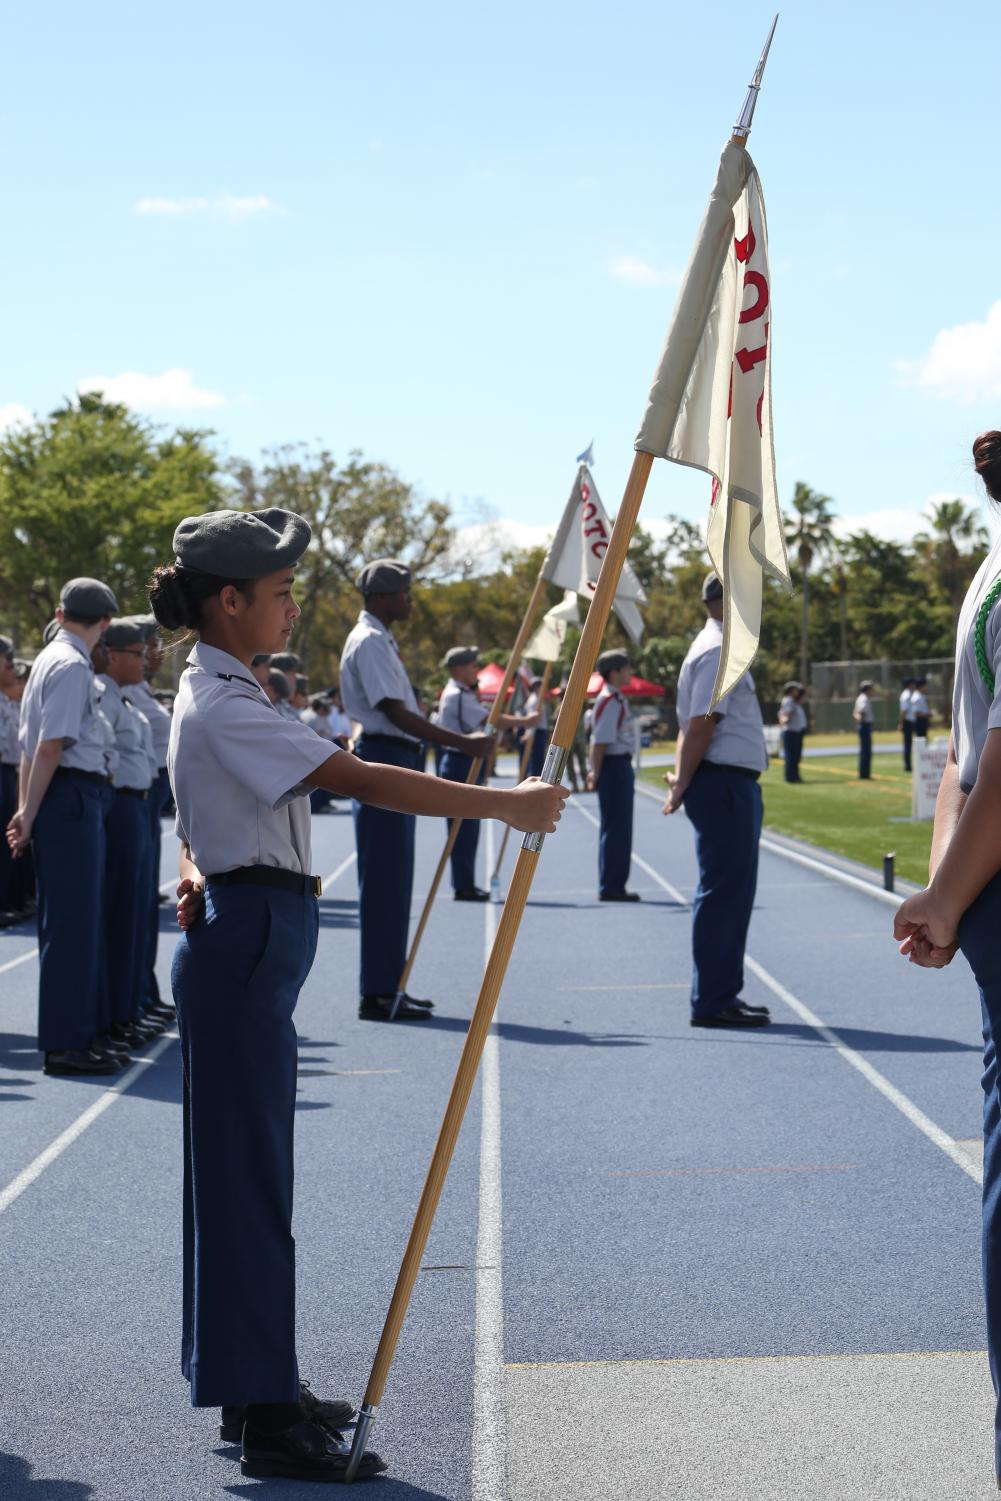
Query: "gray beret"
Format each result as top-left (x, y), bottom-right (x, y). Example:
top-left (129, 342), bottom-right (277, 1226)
top-left (0, 635), bottom-right (13, 658)
top-left (173, 507), bottom-right (311, 578)
top-left (59, 577), bottom-right (119, 618)
top-left (42, 619), bottom-right (60, 646)
top-left (356, 558), bottom-right (411, 596)
top-left (701, 571), bottom-right (724, 603)
top-left (269, 651), bottom-right (301, 671)
top-left (597, 649), bottom-right (630, 678)
top-left (129, 614), bottom-right (160, 641)
top-left (103, 617), bottom-right (147, 650)
top-left (445, 645), bottom-right (479, 669)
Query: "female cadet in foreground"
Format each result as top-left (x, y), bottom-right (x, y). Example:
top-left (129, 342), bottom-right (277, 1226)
top-left (894, 431), bottom-right (1001, 1489)
top-left (150, 507), bottom-right (566, 1485)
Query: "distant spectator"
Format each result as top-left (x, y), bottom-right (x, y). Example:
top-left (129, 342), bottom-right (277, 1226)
top-left (778, 681), bottom-right (807, 783)
top-left (853, 679), bottom-right (876, 780)
top-left (899, 677), bottom-right (916, 771)
top-left (912, 676), bottom-right (932, 742)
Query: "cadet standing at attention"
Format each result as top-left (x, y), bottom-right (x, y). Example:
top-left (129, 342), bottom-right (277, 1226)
top-left (6, 578), bottom-right (120, 1075)
top-left (588, 648), bottom-right (639, 901)
top-left (437, 645), bottom-right (539, 900)
top-left (0, 636), bottom-right (21, 926)
top-left (853, 679), bottom-right (876, 779)
top-left (339, 560), bottom-right (494, 1019)
top-left (130, 617), bottom-right (177, 1021)
top-left (899, 676), bottom-right (916, 771)
top-left (149, 508), bottom-right (564, 1482)
top-left (663, 572), bottom-right (771, 1029)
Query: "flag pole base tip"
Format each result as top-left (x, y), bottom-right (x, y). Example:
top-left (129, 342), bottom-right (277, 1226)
top-left (344, 1404), bottom-right (378, 1485)
top-left (388, 991), bottom-right (404, 1022)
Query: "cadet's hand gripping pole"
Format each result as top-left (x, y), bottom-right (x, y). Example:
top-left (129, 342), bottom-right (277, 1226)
top-left (389, 574), bottom-right (549, 1019)
top-left (345, 451), bottom-right (654, 1479)
top-left (491, 656), bottom-right (554, 887)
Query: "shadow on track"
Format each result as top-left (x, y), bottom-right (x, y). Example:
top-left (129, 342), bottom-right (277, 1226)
top-left (679, 1021), bottom-right (980, 1053)
top-left (397, 1015), bottom-right (649, 1049)
top-left (0, 1454), bottom-right (92, 1500)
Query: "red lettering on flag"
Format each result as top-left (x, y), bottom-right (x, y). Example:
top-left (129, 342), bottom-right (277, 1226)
top-left (739, 270), bottom-right (769, 325)
top-left (736, 322), bottom-right (769, 374)
top-left (734, 225), bottom-right (756, 264)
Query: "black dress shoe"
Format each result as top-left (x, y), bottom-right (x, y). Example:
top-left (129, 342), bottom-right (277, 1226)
top-left (44, 1049), bottom-right (120, 1076)
top-left (358, 994), bottom-right (430, 1021)
top-left (739, 1001), bottom-right (770, 1016)
top-left (241, 1416), bottom-right (387, 1482)
top-left (454, 887), bottom-right (490, 902)
top-left (599, 890), bottom-right (641, 902)
top-left (691, 1003), bottom-right (770, 1029)
top-left (399, 992), bottom-right (433, 1011)
top-left (220, 1383), bottom-right (356, 1443)
top-left (95, 1035), bottom-right (133, 1063)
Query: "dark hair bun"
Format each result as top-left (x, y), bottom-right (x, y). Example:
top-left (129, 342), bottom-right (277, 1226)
top-left (973, 431), bottom-right (1001, 505)
top-left (148, 565), bottom-right (198, 631)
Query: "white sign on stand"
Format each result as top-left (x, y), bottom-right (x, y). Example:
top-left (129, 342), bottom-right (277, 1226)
top-left (912, 739), bottom-right (949, 820)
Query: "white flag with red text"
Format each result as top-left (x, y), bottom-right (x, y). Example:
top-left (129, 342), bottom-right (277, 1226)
top-left (635, 142), bottom-right (789, 705)
top-left (541, 466), bottom-right (647, 643)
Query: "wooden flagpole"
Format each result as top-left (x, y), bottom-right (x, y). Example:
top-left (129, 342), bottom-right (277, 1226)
top-left (345, 20), bottom-right (777, 1477)
top-left (490, 656), bottom-right (554, 886)
top-left (389, 574), bottom-right (548, 1017)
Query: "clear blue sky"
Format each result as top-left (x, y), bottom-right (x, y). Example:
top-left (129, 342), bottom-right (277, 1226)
top-left (4, 0), bottom-right (1001, 554)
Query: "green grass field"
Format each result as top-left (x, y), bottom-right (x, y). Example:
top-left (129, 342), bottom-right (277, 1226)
top-left (638, 744), bottom-right (937, 886)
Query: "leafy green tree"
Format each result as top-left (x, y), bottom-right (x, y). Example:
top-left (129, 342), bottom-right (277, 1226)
top-left (0, 393), bottom-right (222, 646)
top-left (784, 481), bottom-right (837, 684)
top-left (913, 498), bottom-right (990, 626)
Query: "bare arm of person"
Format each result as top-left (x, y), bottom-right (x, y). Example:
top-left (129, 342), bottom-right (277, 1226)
top-left (380, 697), bottom-right (493, 758)
top-left (6, 740), bottom-right (64, 854)
top-left (306, 751), bottom-right (566, 833)
top-left (587, 741), bottom-right (606, 792)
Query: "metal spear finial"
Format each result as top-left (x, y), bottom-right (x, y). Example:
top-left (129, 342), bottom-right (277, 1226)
top-left (732, 15), bottom-right (778, 139)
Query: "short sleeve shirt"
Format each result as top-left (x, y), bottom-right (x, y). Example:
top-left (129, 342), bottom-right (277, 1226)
top-left (93, 681), bottom-right (121, 781)
top-left (676, 618), bottom-right (767, 772)
top-left (0, 694), bottom-right (20, 767)
top-left (853, 693), bottom-right (872, 724)
top-left (168, 642), bottom-right (337, 876)
top-left (19, 629), bottom-right (110, 774)
top-left (954, 531), bottom-right (1001, 793)
top-left (437, 678), bottom-right (488, 735)
top-left (779, 694), bottom-right (807, 733)
top-left (524, 689), bottom-right (549, 732)
top-left (300, 707), bottom-right (335, 741)
top-left (339, 611), bottom-right (420, 741)
top-left (130, 678), bottom-right (172, 768)
top-left (910, 690), bottom-right (929, 717)
top-left (899, 689), bottom-right (915, 723)
top-left (98, 676), bottom-right (153, 790)
top-left (591, 685), bottom-right (633, 755)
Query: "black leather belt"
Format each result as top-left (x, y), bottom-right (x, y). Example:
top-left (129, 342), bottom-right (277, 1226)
top-left (358, 733), bottom-right (420, 748)
top-left (117, 786), bottom-right (150, 800)
top-left (56, 766), bottom-right (112, 786)
top-left (698, 760), bottom-right (761, 782)
top-left (207, 866), bottom-right (322, 897)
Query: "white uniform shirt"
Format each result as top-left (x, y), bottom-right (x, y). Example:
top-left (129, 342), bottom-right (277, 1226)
top-left (19, 629), bottom-right (110, 775)
top-left (129, 678), bottom-right (172, 769)
top-left (911, 688), bottom-right (929, 717)
top-left (98, 676), bottom-right (154, 791)
top-left (953, 530), bottom-right (1001, 793)
top-left (524, 689), bottom-right (549, 732)
top-left (328, 706), bottom-right (352, 741)
top-left (779, 694), bottom-right (807, 733)
top-left (853, 692), bottom-right (873, 724)
top-left (339, 610), bottom-right (420, 742)
top-left (437, 678), bottom-right (488, 736)
top-left (899, 688), bottom-right (915, 723)
top-left (275, 701), bottom-right (301, 723)
top-left (0, 694), bottom-right (20, 767)
top-left (300, 706), bottom-right (335, 741)
top-left (169, 642), bottom-right (336, 876)
top-left (591, 684), bottom-right (633, 756)
top-left (676, 618), bottom-right (767, 773)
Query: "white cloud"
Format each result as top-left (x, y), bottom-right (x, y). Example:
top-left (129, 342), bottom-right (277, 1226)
top-left (831, 494), bottom-right (993, 546)
top-left (610, 255), bottom-right (679, 289)
top-left (77, 369), bottom-right (226, 412)
top-left (0, 402), bottom-right (31, 434)
top-left (897, 300), bottom-right (1001, 402)
top-left (134, 194), bottom-right (283, 221)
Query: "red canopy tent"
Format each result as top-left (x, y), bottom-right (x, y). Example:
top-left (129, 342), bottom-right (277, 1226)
top-left (583, 672), bottom-right (665, 698)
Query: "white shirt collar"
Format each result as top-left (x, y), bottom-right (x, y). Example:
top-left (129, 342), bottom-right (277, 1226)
top-left (186, 641), bottom-right (266, 692)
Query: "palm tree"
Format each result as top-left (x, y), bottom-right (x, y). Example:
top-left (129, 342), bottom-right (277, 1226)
top-left (784, 482), bottom-right (837, 684)
top-left (830, 554), bottom-right (849, 660)
top-left (914, 499), bottom-right (989, 625)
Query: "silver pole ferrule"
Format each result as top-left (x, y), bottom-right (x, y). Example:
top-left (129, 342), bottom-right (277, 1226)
top-left (344, 1404), bottom-right (378, 1484)
top-left (733, 14), bottom-right (778, 138)
top-left (522, 742), bottom-right (571, 855)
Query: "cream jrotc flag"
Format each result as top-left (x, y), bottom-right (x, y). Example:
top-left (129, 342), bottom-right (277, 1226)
top-left (541, 463), bottom-right (647, 643)
top-left (635, 131), bottom-right (789, 704)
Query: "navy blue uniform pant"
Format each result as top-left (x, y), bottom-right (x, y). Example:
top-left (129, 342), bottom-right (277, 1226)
top-left (439, 749), bottom-right (485, 891)
top-left (684, 765), bottom-right (762, 1019)
top-left (902, 719), bottom-right (914, 772)
top-left (172, 882), bottom-right (318, 1406)
top-left (782, 729), bottom-right (803, 782)
top-left (597, 755), bottom-right (634, 896)
top-left (0, 762), bottom-right (17, 912)
top-left (104, 790), bottom-right (153, 1028)
top-left (959, 873), bottom-right (1001, 1472)
top-left (353, 735), bottom-right (421, 996)
top-left (529, 727), bottom-right (548, 778)
top-left (145, 767), bottom-right (172, 1004)
top-left (33, 773), bottom-right (105, 1052)
top-left (858, 722), bottom-right (872, 778)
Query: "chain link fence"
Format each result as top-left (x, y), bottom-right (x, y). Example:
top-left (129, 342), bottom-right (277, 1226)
top-left (808, 658), bottom-right (953, 733)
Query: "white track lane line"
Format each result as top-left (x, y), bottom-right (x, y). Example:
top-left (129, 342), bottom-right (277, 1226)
top-left (569, 796), bottom-right (687, 905)
top-left (578, 794), bottom-right (982, 1188)
top-left (472, 820), bottom-right (507, 1500)
top-left (320, 851), bottom-right (357, 889)
top-left (0, 848), bottom-right (360, 1217)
